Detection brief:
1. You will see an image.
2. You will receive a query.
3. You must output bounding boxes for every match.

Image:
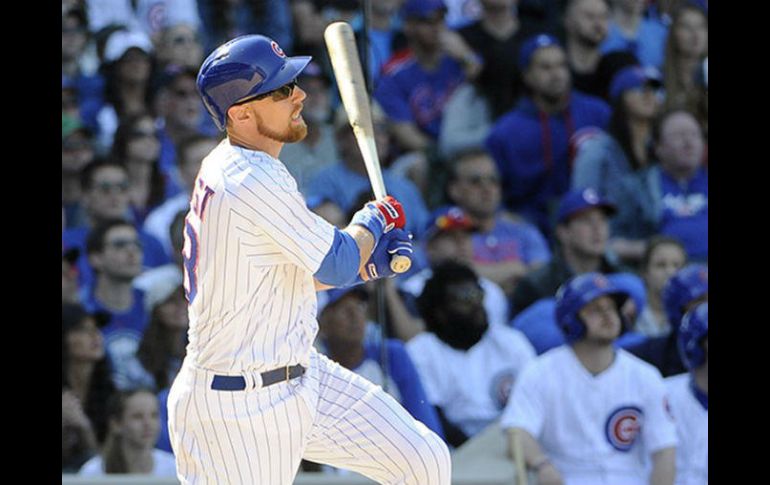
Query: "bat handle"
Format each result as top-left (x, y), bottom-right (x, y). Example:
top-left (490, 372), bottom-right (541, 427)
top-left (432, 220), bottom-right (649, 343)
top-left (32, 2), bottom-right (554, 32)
top-left (390, 254), bottom-right (412, 274)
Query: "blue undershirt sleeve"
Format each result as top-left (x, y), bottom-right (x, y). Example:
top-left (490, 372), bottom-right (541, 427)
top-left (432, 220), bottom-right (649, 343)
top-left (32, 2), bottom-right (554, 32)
top-left (314, 228), bottom-right (361, 287)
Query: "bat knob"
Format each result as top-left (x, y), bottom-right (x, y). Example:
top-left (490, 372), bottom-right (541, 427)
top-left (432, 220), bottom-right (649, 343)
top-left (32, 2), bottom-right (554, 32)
top-left (390, 255), bottom-right (412, 274)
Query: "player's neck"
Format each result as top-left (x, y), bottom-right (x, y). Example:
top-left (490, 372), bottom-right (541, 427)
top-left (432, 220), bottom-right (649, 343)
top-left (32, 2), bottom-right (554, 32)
top-left (693, 364), bottom-right (708, 394)
top-left (94, 277), bottom-right (135, 312)
top-left (227, 131), bottom-right (283, 159)
top-left (571, 342), bottom-right (615, 375)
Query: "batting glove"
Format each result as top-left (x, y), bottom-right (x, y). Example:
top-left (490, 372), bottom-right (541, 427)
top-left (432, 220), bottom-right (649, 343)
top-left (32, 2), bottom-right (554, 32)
top-left (350, 196), bottom-right (406, 244)
top-left (355, 229), bottom-right (413, 283)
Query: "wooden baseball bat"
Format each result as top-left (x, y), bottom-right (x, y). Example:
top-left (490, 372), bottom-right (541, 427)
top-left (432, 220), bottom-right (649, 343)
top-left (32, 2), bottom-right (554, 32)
top-left (324, 21), bottom-right (411, 274)
top-left (511, 429), bottom-right (529, 485)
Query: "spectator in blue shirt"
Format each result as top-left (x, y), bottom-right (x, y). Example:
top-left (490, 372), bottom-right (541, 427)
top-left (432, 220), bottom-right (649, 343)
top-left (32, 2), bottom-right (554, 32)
top-left (601, 0), bottom-right (668, 69)
top-left (485, 33), bottom-right (611, 239)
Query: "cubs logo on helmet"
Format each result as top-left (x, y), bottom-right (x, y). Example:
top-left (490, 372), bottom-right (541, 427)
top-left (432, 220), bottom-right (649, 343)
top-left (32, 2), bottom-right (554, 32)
top-left (605, 406), bottom-right (643, 452)
top-left (197, 35), bottom-right (312, 131)
top-left (555, 273), bottom-right (629, 343)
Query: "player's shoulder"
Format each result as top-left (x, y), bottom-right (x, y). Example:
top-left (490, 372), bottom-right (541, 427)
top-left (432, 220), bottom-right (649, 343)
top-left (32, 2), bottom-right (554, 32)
top-left (617, 348), bottom-right (666, 381)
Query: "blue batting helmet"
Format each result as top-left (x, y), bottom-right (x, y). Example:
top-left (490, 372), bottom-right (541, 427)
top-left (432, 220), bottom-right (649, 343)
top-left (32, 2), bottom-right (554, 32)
top-left (555, 272), bottom-right (630, 343)
top-left (196, 35), bottom-right (312, 131)
top-left (678, 302), bottom-right (708, 370)
top-left (662, 264), bottom-right (708, 329)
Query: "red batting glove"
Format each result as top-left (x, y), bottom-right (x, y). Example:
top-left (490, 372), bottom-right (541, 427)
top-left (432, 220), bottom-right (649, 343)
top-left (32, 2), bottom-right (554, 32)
top-left (372, 196), bottom-right (406, 233)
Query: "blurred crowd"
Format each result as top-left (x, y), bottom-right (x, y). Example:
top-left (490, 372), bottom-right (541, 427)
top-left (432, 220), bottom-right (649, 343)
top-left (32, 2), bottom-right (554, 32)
top-left (62, 0), bottom-right (707, 482)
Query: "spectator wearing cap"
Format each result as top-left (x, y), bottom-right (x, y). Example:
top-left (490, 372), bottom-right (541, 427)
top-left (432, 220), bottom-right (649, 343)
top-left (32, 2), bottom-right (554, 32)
top-left (62, 160), bottom-right (170, 291)
top-left (485, 33), bottom-right (611, 240)
top-left (445, 148), bottom-right (551, 297)
top-left (306, 104), bottom-right (429, 237)
top-left (95, 29), bottom-right (155, 152)
top-left (62, 303), bottom-right (117, 448)
top-left (62, 121), bottom-right (98, 229)
top-left (393, 206), bottom-right (511, 341)
top-left (510, 187), bottom-right (626, 317)
top-left (611, 108), bottom-right (707, 262)
top-left (601, 0), bottom-right (669, 70)
top-left (374, 0), bottom-right (482, 152)
top-left (82, 220), bottom-right (155, 391)
top-left (627, 263), bottom-right (707, 377)
top-left (279, 62), bottom-right (340, 194)
top-left (571, 64), bottom-right (663, 264)
top-left (407, 260), bottom-right (536, 447)
top-left (563, 0), bottom-right (614, 98)
top-left (315, 286), bottom-right (444, 443)
top-left (142, 136), bottom-right (219, 259)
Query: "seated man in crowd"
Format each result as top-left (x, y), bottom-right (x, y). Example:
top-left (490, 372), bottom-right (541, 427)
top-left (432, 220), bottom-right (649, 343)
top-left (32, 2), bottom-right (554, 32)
top-left (408, 261), bottom-right (536, 448)
top-left (501, 272), bottom-right (677, 485)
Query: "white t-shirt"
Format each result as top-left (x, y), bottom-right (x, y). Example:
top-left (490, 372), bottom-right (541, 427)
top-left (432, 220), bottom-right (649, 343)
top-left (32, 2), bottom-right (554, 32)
top-left (79, 449), bottom-right (177, 476)
top-left (406, 324), bottom-right (536, 438)
top-left (665, 373), bottom-right (708, 485)
top-left (500, 346), bottom-right (678, 485)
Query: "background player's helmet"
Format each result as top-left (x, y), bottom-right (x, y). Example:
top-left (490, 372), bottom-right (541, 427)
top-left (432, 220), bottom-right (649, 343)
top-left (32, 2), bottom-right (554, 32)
top-left (662, 264), bottom-right (708, 330)
top-left (555, 272), bottom-right (630, 343)
top-left (197, 35), bottom-right (312, 131)
top-left (678, 302), bottom-right (708, 370)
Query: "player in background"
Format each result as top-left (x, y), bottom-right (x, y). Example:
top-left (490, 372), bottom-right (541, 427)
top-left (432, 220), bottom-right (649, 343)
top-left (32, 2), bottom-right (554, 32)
top-left (665, 303), bottom-right (707, 485)
top-left (166, 34), bottom-right (450, 485)
top-left (500, 272), bottom-right (677, 485)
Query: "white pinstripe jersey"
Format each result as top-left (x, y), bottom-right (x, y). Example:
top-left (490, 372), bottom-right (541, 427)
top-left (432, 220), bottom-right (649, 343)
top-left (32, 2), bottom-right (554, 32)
top-left (181, 139), bottom-right (335, 373)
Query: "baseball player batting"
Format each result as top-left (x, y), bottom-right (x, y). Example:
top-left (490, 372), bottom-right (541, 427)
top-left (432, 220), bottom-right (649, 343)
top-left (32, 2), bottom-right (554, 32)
top-left (166, 34), bottom-right (451, 485)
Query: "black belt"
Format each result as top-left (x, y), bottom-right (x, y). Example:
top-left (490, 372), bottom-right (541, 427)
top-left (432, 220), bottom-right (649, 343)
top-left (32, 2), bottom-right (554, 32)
top-left (211, 365), bottom-right (305, 391)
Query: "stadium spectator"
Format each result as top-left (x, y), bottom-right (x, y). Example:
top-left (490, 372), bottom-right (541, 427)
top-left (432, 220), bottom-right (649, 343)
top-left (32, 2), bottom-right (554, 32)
top-left (601, 0), bottom-right (668, 69)
top-left (62, 303), bottom-right (116, 446)
top-left (63, 388), bottom-right (98, 472)
top-left (571, 64), bottom-right (663, 264)
top-left (199, 0), bottom-right (293, 54)
top-left (485, 34), bottom-right (611, 239)
top-left (563, 0), bottom-right (612, 98)
top-left (446, 148), bottom-right (551, 297)
top-left (633, 236), bottom-right (687, 338)
top-left (409, 261), bottom-right (536, 447)
top-left (83, 220), bottom-right (154, 390)
top-left (85, 0), bottom-right (202, 39)
top-left (62, 6), bottom-right (104, 134)
top-left (374, 0), bottom-right (480, 152)
top-left (78, 389), bottom-right (177, 476)
top-left (62, 123), bottom-right (98, 229)
top-left (510, 187), bottom-right (626, 317)
top-left (153, 23), bottom-right (205, 72)
top-left (350, 0), bottom-right (408, 88)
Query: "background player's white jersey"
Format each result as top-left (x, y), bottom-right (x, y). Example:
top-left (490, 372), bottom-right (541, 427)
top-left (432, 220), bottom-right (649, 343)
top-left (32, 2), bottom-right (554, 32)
top-left (406, 324), bottom-right (536, 437)
top-left (665, 373), bottom-right (708, 485)
top-left (500, 346), bottom-right (677, 485)
top-left (182, 140), bottom-right (335, 372)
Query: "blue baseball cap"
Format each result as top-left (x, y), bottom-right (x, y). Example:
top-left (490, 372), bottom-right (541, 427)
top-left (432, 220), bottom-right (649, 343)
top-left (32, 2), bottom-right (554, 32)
top-left (518, 34), bottom-right (562, 70)
top-left (557, 188), bottom-right (617, 224)
top-left (401, 0), bottom-right (447, 19)
top-left (608, 65), bottom-right (662, 101)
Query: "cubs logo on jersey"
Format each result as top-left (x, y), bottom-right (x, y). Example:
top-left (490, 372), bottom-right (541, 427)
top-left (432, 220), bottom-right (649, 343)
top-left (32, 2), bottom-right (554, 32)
top-left (489, 369), bottom-right (515, 410)
top-left (605, 405), bottom-right (643, 452)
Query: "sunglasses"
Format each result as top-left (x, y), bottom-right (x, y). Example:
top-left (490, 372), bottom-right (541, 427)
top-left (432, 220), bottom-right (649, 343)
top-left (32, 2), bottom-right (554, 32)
top-left (106, 238), bottom-right (143, 250)
top-left (236, 79), bottom-right (298, 105)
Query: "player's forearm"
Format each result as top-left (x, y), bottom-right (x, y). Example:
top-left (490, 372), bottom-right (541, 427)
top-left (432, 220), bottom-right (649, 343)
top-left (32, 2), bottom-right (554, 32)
top-left (343, 224), bottom-right (376, 275)
top-left (649, 447), bottom-right (676, 485)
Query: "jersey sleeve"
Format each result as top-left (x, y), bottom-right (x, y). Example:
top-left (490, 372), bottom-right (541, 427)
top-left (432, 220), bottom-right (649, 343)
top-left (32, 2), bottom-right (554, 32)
top-left (499, 361), bottom-right (545, 439)
top-left (642, 368), bottom-right (679, 453)
top-left (224, 165), bottom-right (335, 274)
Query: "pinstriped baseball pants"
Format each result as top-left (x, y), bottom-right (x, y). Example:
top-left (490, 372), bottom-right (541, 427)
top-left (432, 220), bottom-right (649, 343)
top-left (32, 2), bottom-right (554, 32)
top-left (168, 350), bottom-right (451, 484)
